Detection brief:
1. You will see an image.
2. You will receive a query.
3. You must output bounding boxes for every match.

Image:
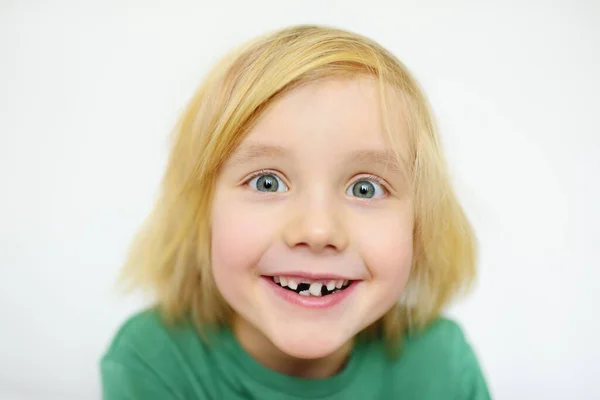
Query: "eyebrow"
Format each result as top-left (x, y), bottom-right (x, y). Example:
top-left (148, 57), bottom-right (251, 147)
top-left (227, 143), bottom-right (291, 165)
top-left (228, 142), bottom-right (407, 174)
top-left (346, 149), bottom-right (406, 174)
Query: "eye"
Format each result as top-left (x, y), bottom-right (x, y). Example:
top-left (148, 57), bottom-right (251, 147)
top-left (346, 177), bottom-right (386, 199)
top-left (248, 172), bottom-right (288, 193)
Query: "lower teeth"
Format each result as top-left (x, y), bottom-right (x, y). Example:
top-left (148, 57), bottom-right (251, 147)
top-left (274, 279), bottom-right (350, 297)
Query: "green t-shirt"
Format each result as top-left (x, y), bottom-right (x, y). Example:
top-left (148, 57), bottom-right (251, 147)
top-left (100, 309), bottom-right (490, 399)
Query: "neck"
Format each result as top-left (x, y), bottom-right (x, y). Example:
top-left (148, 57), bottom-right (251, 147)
top-left (232, 317), bottom-right (353, 379)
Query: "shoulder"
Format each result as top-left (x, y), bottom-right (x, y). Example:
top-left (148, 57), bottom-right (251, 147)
top-left (393, 317), bottom-right (491, 399)
top-left (102, 307), bottom-right (211, 366)
top-left (103, 308), bottom-right (176, 357)
top-left (100, 308), bottom-right (218, 399)
top-left (405, 317), bottom-right (472, 359)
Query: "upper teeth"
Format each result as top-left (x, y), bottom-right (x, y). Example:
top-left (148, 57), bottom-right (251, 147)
top-left (272, 276), bottom-right (350, 296)
top-left (308, 282), bottom-right (322, 296)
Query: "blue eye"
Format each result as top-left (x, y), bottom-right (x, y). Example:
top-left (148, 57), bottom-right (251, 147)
top-left (346, 178), bottom-right (386, 199)
top-left (248, 173), bottom-right (288, 193)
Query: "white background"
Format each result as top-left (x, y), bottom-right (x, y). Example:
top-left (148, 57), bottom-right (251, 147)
top-left (1, 1), bottom-right (599, 399)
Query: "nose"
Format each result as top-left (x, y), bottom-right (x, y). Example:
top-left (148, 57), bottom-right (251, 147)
top-left (282, 196), bottom-right (349, 253)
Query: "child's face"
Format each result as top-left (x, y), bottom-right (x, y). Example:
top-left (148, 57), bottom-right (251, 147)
top-left (211, 76), bottom-right (414, 360)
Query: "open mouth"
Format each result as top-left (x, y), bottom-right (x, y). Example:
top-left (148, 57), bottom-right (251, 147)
top-left (268, 276), bottom-right (353, 297)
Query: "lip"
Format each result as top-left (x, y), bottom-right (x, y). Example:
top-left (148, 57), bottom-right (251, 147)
top-left (261, 276), bottom-right (358, 309)
top-left (263, 272), bottom-right (357, 281)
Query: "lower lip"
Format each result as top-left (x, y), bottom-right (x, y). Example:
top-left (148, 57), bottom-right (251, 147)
top-left (261, 276), bottom-right (358, 309)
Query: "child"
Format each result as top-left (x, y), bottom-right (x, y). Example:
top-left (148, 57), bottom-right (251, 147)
top-left (100, 25), bottom-right (491, 399)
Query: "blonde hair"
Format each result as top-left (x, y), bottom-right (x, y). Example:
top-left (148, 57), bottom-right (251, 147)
top-left (121, 24), bottom-right (477, 344)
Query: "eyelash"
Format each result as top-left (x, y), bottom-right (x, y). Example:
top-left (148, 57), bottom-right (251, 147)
top-left (360, 174), bottom-right (389, 194)
top-left (243, 169), bottom-right (280, 184)
top-left (354, 174), bottom-right (387, 190)
top-left (243, 170), bottom-right (390, 197)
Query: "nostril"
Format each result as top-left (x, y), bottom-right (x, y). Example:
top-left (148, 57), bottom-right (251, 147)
top-left (294, 242), bottom-right (339, 253)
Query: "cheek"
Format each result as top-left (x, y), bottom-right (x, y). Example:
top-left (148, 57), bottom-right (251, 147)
top-left (211, 196), bottom-right (263, 307)
top-left (353, 205), bottom-right (414, 283)
top-left (211, 196), bottom-right (277, 276)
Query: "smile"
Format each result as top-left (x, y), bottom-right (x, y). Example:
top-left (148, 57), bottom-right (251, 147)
top-left (270, 276), bottom-right (353, 297)
top-left (261, 275), bottom-right (359, 309)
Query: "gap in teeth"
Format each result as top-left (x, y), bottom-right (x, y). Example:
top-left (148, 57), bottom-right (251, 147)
top-left (271, 276), bottom-right (351, 296)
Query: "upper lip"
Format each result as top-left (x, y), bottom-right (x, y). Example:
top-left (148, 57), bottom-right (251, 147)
top-left (263, 272), bottom-right (360, 281)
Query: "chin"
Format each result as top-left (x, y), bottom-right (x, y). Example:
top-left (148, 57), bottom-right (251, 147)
top-left (267, 324), bottom-right (352, 360)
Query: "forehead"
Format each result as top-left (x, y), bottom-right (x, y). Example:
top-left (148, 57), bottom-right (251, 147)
top-left (240, 76), bottom-right (409, 160)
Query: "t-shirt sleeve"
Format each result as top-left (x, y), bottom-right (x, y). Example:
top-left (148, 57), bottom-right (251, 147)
top-left (101, 359), bottom-right (179, 400)
top-left (424, 318), bottom-right (491, 400)
top-left (99, 310), bottom-right (188, 400)
top-left (100, 310), bottom-right (221, 400)
top-left (459, 338), bottom-right (492, 400)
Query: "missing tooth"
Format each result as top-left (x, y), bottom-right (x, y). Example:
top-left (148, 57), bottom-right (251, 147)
top-left (271, 277), bottom-right (352, 296)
